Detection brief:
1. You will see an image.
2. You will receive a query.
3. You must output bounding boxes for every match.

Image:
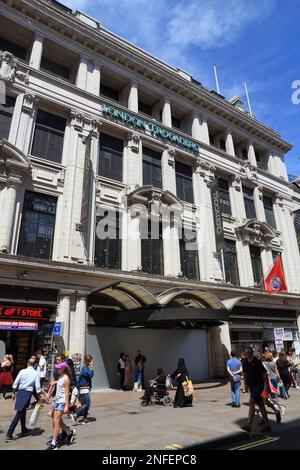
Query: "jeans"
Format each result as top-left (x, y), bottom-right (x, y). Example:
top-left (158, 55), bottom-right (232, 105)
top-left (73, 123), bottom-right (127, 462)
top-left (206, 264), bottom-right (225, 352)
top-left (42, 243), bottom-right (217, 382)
top-left (7, 409), bottom-right (27, 437)
top-left (231, 380), bottom-right (241, 405)
top-left (135, 370), bottom-right (142, 386)
top-left (76, 393), bottom-right (91, 419)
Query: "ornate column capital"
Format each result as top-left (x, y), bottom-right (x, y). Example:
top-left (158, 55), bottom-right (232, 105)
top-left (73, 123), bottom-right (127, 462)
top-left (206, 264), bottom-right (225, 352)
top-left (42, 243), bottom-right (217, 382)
top-left (22, 92), bottom-right (38, 114)
top-left (231, 174), bottom-right (242, 191)
top-left (166, 146), bottom-right (176, 167)
top-left (239, 160), bottom-right (258, 182)
top-left (126, 132), bottom-right (140, 153)
top-left (195, 158), bottom-right (216, 184)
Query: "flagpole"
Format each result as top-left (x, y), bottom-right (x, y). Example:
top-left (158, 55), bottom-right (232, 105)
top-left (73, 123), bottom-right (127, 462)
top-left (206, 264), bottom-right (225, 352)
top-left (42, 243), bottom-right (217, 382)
top-left (257, 253), bottom-right (281, 290)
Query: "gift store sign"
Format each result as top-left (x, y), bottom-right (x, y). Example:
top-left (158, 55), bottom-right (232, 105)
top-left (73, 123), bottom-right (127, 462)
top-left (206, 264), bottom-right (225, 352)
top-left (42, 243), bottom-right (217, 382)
top-left (0, 305), bottom-right (50, 321)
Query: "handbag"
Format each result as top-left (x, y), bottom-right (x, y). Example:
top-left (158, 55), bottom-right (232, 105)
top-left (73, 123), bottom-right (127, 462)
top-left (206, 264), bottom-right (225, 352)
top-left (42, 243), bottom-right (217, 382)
top-left (29, 402), bottom-right (41, 427)
top-left (182, 376), bottom-right (193, 397)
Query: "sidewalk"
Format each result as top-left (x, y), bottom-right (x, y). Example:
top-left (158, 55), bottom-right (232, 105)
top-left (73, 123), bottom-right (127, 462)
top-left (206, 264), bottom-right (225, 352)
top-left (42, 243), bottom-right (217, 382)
top-left (0, 381), bottom-right (300, 450)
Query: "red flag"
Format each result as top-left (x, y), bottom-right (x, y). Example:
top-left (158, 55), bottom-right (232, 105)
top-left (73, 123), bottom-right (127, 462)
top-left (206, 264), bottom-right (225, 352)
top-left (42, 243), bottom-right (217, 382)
top-left (265, 256), bottom-right (287, 294)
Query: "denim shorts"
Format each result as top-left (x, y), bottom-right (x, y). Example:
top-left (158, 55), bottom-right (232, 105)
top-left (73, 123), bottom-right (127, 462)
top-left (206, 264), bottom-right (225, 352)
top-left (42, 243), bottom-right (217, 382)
top-left (53, 402), bottom-right (66, 411)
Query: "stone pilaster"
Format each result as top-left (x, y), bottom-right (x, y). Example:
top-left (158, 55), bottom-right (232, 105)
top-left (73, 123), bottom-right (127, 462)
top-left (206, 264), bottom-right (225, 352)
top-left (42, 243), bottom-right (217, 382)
top-left (68, 294), bottom-right (88, 357)
top-left (162, 147), bottom-right (176, 193)
top-left (247, 142), bottom-right (257, 167)
top-left (128, 80), bottom-right (139, 113)
top-left (225, 129), bottom-right (235, 156)
top-left (162, 98), bottom-right (172, 127)
top-left (29, 33), bottom-right (44, 69)
top-left (9, 92), bottom-right (38, 154)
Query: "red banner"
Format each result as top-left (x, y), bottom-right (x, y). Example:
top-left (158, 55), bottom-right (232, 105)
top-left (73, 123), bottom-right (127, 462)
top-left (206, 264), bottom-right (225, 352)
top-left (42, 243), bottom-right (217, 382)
top-left (265, 256), bottom-right (287, 294)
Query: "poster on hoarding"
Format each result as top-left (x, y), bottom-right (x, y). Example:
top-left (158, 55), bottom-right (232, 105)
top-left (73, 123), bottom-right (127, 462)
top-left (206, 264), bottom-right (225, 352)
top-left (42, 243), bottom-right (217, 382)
top-left (275, 338), bottom-right (284, 350)
top-left (283, 329), bottom-right (293, 341)
top-left (274, 328), bottom-right (284, 339)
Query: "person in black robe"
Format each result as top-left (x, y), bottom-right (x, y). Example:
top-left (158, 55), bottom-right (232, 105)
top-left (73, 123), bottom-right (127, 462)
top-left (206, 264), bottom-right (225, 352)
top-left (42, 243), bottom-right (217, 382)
top-left (171, 358), bottom-right (193, 408)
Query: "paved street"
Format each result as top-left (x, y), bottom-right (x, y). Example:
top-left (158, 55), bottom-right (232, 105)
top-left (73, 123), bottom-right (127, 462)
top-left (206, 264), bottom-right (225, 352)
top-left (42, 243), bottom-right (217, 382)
top-left (0, 381), bottom-right (300, 450)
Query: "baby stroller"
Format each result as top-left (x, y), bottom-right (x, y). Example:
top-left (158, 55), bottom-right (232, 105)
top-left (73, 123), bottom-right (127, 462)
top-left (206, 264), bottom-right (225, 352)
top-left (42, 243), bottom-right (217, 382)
top-left (141, 374), bottom-right (173, 406)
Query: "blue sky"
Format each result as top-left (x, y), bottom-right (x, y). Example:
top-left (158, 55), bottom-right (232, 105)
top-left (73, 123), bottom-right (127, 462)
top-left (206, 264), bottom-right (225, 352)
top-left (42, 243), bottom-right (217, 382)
top-left (61, 0), bottom-right (300, 175)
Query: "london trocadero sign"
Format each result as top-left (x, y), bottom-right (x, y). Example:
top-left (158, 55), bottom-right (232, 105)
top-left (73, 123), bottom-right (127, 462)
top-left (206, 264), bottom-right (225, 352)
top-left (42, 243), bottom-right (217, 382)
top-left (102, 104), bottom-right (200, 153)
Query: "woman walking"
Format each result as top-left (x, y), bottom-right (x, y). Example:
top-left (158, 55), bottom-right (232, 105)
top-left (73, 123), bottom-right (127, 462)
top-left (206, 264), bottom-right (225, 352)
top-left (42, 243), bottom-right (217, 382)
top-left (75, 354), bottom-right (94, 424)
top-left (124, 354), bottom-right (133, 391)
top-left (0, 355), bottom-right (14, 400)
top-left (277, 351), bottom-right (292, 398)
top-left (171, 358), bottom-right (193, 408)
top-left (46, 361), bottom-right (76, 450)
top-left (262, 352), bottom-right (282, 422)
top-left (117, 353), bottom-right (126, 391)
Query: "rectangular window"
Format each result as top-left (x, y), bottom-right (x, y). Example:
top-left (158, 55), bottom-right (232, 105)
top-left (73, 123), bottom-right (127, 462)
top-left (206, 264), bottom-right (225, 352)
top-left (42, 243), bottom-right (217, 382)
top-left (40, 56), bottom-right (70, 80)
top-left (256, 151), bottom-right (263, 169)
top-left (223, 239), bottom-right (239, 285)
top-left (175, 161), bottom-right (194, 204)
top-left (263, 195), bottom-right (276, 229)
top-left (0, 36), bottom-right (27, 60)
top-left (141, 220), bottom-right (163, 275)
top-left (31, 110), bottom-right (66, 163)
top-left (220, 139), bottom-right (226, 151)
top-left (18, 191), bottom-right (57, 259)
top-left (243, 186), bottom-right (256, 219)
top-left (241, 148), bottom-right (248, 160)
top-left (172, 116), bottom-right (181, 130)
top-left (98, 133), bottom-right (123, 181)
top-left (138, 101), bottom-right (152, 116)
top-left (180, 230), bottom-right (199, 280)
top-left (218, 178), bottom-right (231, 215)
top-left (250, 246), bottom-right (263, 286)
top-left (94, 211), bottom-right (121, 269)
top-left (0, 96), bottom-right (15, 140)
top-left (100, 83), bottom-right (119, 102)
top-left (143, 147), bottom-right (162, 188)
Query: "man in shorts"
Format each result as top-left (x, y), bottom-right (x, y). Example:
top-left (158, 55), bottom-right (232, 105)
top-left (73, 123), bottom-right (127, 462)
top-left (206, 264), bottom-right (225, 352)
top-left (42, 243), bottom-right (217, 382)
top-left (241, 346), bottom-right (271, 433)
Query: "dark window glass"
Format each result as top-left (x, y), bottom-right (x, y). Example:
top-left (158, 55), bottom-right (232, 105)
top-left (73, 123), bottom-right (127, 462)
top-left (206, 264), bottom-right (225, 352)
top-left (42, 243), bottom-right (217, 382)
top-left (241, 148), bottom-right (248, 160)
top-left (0, 36), bottom-right (27, 60)
top-left (40, 57), bottom-right (70, 80)
top-left (94, 211), bottom-right (121, 269)
top-left (175, 161), bottom-right (194, 204)
top-left (31, 110), bottom-right (66, 163)
top-left (243, 186), bottom-right (256, 219)
top-left (263, 195), bottom-right (276, 228)
top-left (100, 83), bottom-right (119, 102)
top-left (99, 133), bottom-right (123, 181)
top-left (172, 116), bottom-right (181, 130)
top-left (180, 230), bottom-right (199, 280)
top-left (250, 246), bottom-right (263, 286)
top-left (141, 220), bottom-right (163, 275)
top-left (218, 178), bottom-right (231, 215)
top-left (224, 239), bottom-right (239, 285)
top-left (138, 101), bottom-right (152, 116)
top-left (256, 151), bottom-right (263, 169)
top-left (143, 147), bottom-right (162, 188)
top-left (220, 139), bottom-right (226, 151)
top-left (209, 134), bottom-right (215, 145)
top-left (0, 96), bottom-right (15, 140)
top-left (18, 191), bottom-right (57, 259)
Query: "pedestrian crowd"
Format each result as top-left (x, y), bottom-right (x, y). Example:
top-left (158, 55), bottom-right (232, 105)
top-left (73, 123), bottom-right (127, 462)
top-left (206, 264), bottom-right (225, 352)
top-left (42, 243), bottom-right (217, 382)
top-left (227, 346), bottom-right (300, 433)
top-left (0, 351), bottom-right (95, 450)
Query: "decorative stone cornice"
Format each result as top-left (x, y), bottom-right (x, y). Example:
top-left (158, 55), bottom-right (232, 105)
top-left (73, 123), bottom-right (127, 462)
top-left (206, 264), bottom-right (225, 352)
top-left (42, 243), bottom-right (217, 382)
top-left (239, 161), bottom-right (258, 183)
top-left (235, 219), bottom-right (276, 248)
top-left (231, 174), bottom-right (242, 191)
top-left (166, 147), bottom-right (176, 167)
top-left (195, 158), bottom-right (215, 184)
top-left (22, 92), bottom-right (38, 114)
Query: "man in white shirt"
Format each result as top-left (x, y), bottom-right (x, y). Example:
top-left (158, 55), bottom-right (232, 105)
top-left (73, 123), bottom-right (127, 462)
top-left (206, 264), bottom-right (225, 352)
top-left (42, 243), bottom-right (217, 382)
top-left (37, 351), bottom-right (47, 387)
top-left (6, 358), bottom-right (41, 441)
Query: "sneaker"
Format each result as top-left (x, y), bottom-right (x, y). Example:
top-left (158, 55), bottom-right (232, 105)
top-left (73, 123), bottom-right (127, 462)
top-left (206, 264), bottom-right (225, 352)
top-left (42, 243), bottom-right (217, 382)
top-left (235, 404), bottom-right (241, 408)
top-left (5, 435), bottom-right (14, 442)
top-left (241, 424), bottom-right (252, 433)
top-left (20, 428), bottom-right (31, 436)
top-left (46, 443), bottom-right (58, 451)
top-left (231, 403), bottom-right (236, 407)
top-left (67, 429), bottom-right (76, 445)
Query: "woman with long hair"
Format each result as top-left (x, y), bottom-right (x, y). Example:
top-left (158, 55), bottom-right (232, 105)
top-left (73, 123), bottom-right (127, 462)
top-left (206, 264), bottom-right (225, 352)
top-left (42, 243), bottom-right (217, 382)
top-left (277, 351), bottom-right (292, 398)
top-left (124, 354), bottom-right (133, 391)
top-left (171, 358), bottom-right (193, 408)
top-left (0, 355), bottom-right (14, 400)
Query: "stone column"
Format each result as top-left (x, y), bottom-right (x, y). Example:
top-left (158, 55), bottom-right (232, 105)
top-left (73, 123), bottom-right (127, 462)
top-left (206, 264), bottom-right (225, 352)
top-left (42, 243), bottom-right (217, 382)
top-left (161, 147), bottom-right (176, 193)
top-left (9, 92), bottom-right (37, 154)
top-left (29, 33), bottom-right (44, 69)
top-left (124, 133), bottom-right (142, 186)
top-left (209, 323), bottom-right (231, 377)
top-left (162, 98), bottom-right (172, 127)
top-left (267, 150), bottom-right (277, 175)
top-left (128, 80), bottom-right (139, 113)
top-left (0, 180), bottom-right (19, 253)
top-left (69, 294), bottom-right (87, 357)
top-left (56, 291), bottom-right (72, 350)
top-left (247, 142), bottom-right (257, 167)
top-left (225, 129), bottom-right (235, 157)
top-left (198, 115), bottom-right (210, 145)
top-left (76, 56), bottom-right (88, 90)
top-left (86, 61), bottom-right (101, 95)
top-left (253, 184), bottom-right (266, 223)
top-left (193, 159), bottom-right (222, 282)
top-left (191, 113), bottom-right (201, 141)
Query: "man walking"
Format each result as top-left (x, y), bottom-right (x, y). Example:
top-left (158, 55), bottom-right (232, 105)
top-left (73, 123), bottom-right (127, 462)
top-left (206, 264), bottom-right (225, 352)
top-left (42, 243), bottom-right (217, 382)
top-left (241, 347), bottom-right (271, 433)
top-left (6, 358), bottom-right (41, 441)
top-left (227, 351), bottom-right (242, 408)
top-left (37, 350), bottom-right (47, 388)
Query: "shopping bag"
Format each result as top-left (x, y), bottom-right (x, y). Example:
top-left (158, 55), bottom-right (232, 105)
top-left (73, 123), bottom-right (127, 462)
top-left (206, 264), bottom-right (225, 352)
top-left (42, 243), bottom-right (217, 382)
top-left (182, 376), bottom-right (193, 397)
top-left (29, 402), bottom-right (41, 427)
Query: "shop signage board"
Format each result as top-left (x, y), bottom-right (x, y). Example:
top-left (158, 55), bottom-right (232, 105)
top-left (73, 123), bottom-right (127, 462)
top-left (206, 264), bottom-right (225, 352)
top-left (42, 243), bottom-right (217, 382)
top-left (0, 320), bottom-right (38, 330)
top-left (0, 306), bottom-right (50, 321)
top-left (53, 322), bottom-right (62, 336)
top-left (274, 328), bottom-right (284, 339)
top-left (211, 180), bottom-right (224, 258)
top-left (275, 338), bottom-right (284, 350)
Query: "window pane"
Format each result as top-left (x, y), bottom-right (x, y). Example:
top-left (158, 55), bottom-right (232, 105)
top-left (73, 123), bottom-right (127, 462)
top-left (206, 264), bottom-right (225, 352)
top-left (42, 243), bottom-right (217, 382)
top-left (172, 117), bottom-right (181, 129)
top-left (0, 36), bottom-right (27, 60)
top-left (100, 84), bottom-right (119, 102)
top-left (18, 192), bottom-right (57, 259)
top-left (94, 212), bottom-right (121, 269)
top-left (0, 96), bottom-right (15, 140)
top-left (250, 246), bottom-right (263, 286)
top-left (138, 101), bottom-right (152, 116)
top-left (224, 239), bottom-right (239, 285)
top-left (175, 162), bottom-right (194, 204)
top-left (218, 178), bottom-right (231, 215)
top-left (180, 232), bottom-right (199, 279)
top-left (142, 147), bottom-right (162, 188)
top-left (141, 222), bottom-right (163, 275)
top-left (40, 57), bottom-right (70, 80)
top-left (99, 134), bottom-right (123, 181)
top-left (263, 196), bottom-right (276, 228)
top-left (243, 186), bottom-right (256, 219)
top-left (31, 110), bottom-right (66, 163)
